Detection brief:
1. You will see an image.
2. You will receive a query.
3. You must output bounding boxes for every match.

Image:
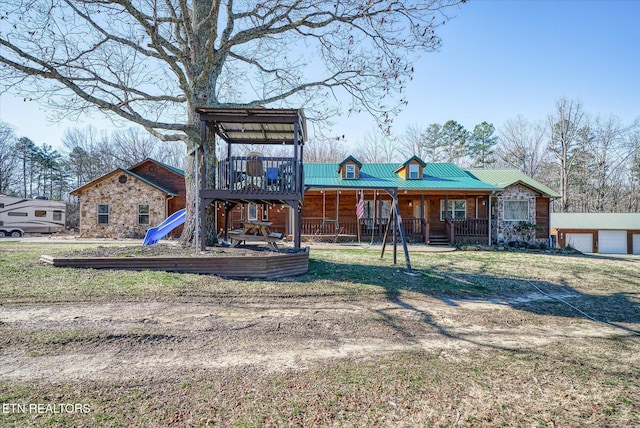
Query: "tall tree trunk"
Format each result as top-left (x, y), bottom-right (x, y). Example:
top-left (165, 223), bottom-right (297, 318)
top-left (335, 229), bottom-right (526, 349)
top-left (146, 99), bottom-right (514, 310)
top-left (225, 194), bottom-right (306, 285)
top-left (179, 149), bottom-right (197, 247)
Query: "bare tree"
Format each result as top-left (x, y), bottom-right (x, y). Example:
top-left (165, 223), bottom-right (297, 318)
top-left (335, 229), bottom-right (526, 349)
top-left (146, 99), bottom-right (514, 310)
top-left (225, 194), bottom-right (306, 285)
top-left (398, 123), bottom-right (444, 162)
top-left (62, 126), bottom-right (114, 182)
top-left (304, 137), bottom-right (349, 163)
top-left (354, 131), bottom-right (399, 163)
top-left (548, 97), bottom-right (587, 212)
top-left (0, 123), bottom-right (18, 194)
top-left (626, 129), bottom-right (640, 212)
top-left (1, 0), bottom-right (463, 244)
top-left (496, 116), bottom-right (550, 180)
top-left (586, 115), bottom-right (636, 211)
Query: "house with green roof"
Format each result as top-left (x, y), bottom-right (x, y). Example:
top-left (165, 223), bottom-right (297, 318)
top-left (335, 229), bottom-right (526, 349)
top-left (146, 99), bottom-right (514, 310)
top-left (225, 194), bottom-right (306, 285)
top-left (70, 158), bottom-right (185, 238)
top-left (467, 169), bottom-right (560, 246)
top-left (220, 155), bottom-right (558, 246)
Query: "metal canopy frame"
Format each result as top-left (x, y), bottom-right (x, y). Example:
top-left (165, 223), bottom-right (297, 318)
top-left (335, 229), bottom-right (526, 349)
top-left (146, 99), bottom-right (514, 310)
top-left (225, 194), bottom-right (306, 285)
top-left (196, 107), bottom-right (307, 146)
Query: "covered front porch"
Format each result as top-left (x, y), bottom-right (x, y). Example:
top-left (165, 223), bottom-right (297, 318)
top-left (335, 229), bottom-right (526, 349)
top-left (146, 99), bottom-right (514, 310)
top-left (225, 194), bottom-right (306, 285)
top-left (300, 189), bottom-right (492, 245)
top-left (301, 217), bottom-right (489, 245)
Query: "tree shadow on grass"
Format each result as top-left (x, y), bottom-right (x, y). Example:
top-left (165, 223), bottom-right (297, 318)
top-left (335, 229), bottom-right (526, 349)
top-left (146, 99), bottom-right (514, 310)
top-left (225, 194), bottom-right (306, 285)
top-left (303, 256), bottom-right (640, 341)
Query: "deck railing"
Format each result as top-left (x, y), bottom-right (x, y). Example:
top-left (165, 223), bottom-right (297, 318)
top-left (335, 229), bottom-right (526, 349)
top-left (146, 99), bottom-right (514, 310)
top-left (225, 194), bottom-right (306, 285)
top-left (212, 156), bottom-right (301, 194)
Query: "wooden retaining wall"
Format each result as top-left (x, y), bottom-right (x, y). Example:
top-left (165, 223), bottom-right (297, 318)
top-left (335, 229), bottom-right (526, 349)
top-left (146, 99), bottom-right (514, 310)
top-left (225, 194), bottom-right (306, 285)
top-left (40, 250), bottom-right (309, 278)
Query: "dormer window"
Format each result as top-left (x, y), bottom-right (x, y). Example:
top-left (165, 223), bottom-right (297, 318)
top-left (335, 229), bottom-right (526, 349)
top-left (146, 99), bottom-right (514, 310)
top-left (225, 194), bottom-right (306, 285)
top-left (345, 164), bottom-right (356, 179)
top-left (394, 156), bottom-right (426, 180)
top-left (337, 155), bottom-right (362, 180)
top-left (409, 164), bottom-right (419, 179)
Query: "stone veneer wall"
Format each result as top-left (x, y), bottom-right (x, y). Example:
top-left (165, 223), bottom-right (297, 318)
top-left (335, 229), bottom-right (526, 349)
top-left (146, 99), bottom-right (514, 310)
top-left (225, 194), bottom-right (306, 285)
top-left (492, 184), bottom-right (541, 245)
top-left (78, 173), bottom-right (167, 238)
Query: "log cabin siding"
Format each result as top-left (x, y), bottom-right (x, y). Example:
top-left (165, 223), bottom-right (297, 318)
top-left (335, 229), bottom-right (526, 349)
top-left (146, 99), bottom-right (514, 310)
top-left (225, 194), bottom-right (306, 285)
top-left (536, 197), bottom-right (550, 239)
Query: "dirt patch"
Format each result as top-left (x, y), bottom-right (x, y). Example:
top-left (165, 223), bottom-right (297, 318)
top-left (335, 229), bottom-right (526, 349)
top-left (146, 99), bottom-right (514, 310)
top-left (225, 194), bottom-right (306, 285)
top-left (0, 292), bottom-right (624, 383)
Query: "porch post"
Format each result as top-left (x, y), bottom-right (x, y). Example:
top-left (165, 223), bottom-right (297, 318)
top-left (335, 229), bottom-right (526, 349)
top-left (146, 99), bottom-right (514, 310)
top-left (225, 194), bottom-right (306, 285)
top-left (293, 121), bottom-right (299, 193)
top-left (488, 192), bottom-right (494, 246)
top-left (200, 198), bottom-right (207, 251)
top-left (223, 202), bottom-right (234, 242)
top-left (293, 200), bottom-right (301, 249)
top-left (421, 194), bottom-right (426, 244)
top-left (444, 195), bottom-right (449, 220)
top-left (444, 194), bottom-right (451, 245)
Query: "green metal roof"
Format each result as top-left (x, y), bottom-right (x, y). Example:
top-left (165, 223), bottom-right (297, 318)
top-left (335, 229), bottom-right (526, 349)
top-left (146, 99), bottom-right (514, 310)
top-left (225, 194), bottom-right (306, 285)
top-left (305, 163), bottom-right (499, 191)
top-left (551, 213), bottom-right (640, 230)
top-left (466, 169), bottom-right (560, 197)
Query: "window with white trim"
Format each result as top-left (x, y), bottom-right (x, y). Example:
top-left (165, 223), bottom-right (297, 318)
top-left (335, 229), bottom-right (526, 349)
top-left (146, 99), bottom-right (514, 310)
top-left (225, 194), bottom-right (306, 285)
top-left (364, 199), bottom-right (391, 219)
top-left (248, 203), bottom-right (258, 221)
top-left (408, 164), bottom-right (420, 179)
top-left (503, 200), bottom-right (529, 221)
top-left (440, 200), bottom-right (466, 220)
top-left (97, 204), bottom-right (109, 224)
top-left (345, 164), bottom-right (356, 179)
top-left (138, 205), bottom-right (150, 225)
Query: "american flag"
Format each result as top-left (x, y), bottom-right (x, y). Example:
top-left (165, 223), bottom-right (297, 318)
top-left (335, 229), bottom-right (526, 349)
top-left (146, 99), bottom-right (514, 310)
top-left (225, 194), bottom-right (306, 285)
top-left (356, 191), bottom-right (365, 219)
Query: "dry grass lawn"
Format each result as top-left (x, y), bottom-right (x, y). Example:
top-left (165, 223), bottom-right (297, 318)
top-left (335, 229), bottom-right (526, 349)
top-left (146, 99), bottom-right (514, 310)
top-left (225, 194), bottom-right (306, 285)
top-left (0, 241), bottom-right (638, 427)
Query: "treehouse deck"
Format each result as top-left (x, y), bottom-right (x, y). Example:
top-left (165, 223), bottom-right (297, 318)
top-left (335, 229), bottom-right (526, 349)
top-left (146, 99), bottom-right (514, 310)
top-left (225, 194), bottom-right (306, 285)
top-left (195, 107), bottom-right (307, 250)
top-left (199, 155), bottom-right (303, 205)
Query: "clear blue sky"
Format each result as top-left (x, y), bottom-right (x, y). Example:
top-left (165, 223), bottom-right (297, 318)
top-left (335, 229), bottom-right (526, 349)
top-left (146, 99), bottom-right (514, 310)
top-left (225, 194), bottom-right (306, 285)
top-left (1, 0), bottom-right (639, 151)
top-left (333, 0), bottom-right (640, 146)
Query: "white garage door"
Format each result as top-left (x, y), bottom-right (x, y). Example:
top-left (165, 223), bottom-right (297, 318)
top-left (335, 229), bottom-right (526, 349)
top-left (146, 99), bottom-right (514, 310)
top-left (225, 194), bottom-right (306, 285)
top-left (598, 230), bottom-right (627, 254)
top-left (566, 233), bottom-right (593, 253)
top-left (634, 234), bottom-right (640, 255)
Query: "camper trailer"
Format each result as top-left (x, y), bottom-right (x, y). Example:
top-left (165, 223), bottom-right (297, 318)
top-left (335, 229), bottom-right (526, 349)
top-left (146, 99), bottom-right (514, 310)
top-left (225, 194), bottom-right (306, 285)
top-left (0, 195), bottom-right (65, 237)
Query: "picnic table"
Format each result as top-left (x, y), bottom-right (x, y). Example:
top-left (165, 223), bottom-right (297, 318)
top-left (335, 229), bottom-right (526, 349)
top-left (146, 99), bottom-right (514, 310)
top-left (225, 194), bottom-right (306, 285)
top-left (227, 220), bottom-right (284, 250)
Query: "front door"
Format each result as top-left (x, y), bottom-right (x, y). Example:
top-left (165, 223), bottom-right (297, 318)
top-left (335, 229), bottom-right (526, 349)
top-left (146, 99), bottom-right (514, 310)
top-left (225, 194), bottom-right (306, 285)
top-left (413, 200), bottom-right (423, 219)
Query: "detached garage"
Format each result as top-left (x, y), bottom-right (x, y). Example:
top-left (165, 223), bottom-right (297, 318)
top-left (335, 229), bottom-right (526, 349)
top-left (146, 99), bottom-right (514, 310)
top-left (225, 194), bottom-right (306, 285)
top-left (552, 213), bottom-right (640, 254)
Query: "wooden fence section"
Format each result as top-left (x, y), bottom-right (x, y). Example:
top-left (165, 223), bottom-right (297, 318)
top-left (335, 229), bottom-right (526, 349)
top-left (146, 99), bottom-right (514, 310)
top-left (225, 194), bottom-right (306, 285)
top-left (40, 251), bottom-right (309, 278)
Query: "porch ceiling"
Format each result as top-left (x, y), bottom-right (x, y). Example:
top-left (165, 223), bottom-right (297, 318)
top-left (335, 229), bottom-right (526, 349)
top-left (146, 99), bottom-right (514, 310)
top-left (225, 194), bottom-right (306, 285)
top-left (195, 107), bottom-right (307, 145)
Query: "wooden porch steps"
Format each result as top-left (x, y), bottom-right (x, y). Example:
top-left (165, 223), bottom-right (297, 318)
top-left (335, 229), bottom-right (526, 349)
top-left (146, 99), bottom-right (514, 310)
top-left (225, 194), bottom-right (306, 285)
top-left (428, 235), bottom-right (451, 246)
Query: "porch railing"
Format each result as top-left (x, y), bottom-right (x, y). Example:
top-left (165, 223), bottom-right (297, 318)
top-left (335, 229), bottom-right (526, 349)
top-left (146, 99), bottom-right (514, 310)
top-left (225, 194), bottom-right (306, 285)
top-left (452, 218), bottom-right (489, 236)
top-left (212, 156), bottom-right (301, 194)
top-left (446, 218), bottom-right (490, 245)
top-left (301, 217), bottom-right (425, 242)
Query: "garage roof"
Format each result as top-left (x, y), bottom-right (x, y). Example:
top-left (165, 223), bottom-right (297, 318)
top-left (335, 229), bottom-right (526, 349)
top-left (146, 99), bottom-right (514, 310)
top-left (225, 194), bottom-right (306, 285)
top-left (551, 213), bottom-right (640, 230)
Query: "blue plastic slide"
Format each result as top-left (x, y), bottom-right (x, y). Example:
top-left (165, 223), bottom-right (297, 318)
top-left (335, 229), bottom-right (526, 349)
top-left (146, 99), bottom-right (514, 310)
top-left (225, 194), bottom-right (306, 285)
top-left (142, 208), bottom-right (186, 246)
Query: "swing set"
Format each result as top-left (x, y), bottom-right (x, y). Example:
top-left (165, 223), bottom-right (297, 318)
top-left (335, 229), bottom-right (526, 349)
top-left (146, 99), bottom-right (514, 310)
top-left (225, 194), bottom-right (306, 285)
top-left (317, 188), bottom-right (412, 273)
